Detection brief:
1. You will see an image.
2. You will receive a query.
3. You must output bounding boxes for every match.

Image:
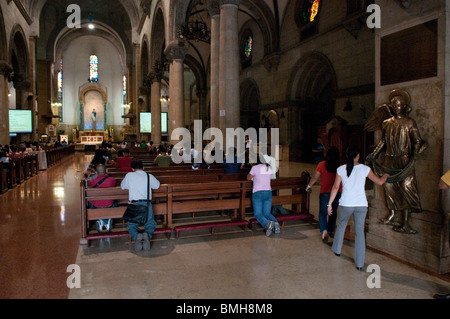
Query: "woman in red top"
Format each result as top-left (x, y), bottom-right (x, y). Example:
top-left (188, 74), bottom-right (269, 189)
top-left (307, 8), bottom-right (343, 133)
top-left (115, 149), bottom-right (133, 172)
top-left (306, 147), bottom-right (342, 243)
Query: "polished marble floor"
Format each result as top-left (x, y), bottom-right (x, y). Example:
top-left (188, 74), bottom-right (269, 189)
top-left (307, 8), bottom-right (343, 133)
top-left (0, 152), bottom-right (448, 299)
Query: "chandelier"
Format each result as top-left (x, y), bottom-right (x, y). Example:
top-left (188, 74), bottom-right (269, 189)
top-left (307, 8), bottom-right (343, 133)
top-left (177, 20), bottom-right (210, 43)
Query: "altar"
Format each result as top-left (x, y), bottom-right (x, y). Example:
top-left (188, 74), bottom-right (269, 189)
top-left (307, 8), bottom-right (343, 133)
top-left (79, 131), bottom-right (107, 144)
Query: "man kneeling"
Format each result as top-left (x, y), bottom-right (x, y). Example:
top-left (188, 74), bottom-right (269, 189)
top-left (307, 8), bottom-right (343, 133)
top-left (121, 160), bottom-right (161, 251)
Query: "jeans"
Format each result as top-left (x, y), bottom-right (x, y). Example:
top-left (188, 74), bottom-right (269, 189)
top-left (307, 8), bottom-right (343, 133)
top-left (126, 200), bottom-right (157, 242)
top-left (271, 190), bottom-right (287, 215)
top-left (332, 206), bottom-right (368, 268)
top-left (319, 192), bottom-right (341, 234)
top-left (88, 202), bottom-right (118, 225)
top-left (252, 190), bottom-right (278, 229)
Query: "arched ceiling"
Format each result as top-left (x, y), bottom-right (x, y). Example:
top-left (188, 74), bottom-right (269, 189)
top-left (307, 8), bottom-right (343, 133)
top-left (28, 0), bottom-right (142, 31)
top-left (34, 0), bottom-right (140, 65)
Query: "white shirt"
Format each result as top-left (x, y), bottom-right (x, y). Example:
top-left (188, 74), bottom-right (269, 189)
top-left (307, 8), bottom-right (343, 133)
top-left (337, 164), bottom-right (371, 207)
top-left (121, 170), bottom-right (160, 201)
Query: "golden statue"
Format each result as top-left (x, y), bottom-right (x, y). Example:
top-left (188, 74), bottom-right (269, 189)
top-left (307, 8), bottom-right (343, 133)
top-left (365, 89), bottom-right (427, 234)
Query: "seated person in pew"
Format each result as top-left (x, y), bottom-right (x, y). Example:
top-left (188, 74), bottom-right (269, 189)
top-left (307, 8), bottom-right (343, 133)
top-left (167, 144), bottom-right (174, 155)
top-left (121, 160), bottom-right (161, 251)
top-left (18, 145), bottom-right (31, 158)
top-left (154, 146), bottom-right (172, 167)
top-left (91, 149), bottom-right (107, 167)
top-left (247, 156), bottom-right (281, 237)
top-left (8, 145), bottom-right (21, 161)
top-left (0, 151), bottom-right (10, 174)
top-left (147, 141), bottom-right (157, 154)
top-left (88, 164), bottom-right (117, 232)
top-left (115, 149), bottom-right (133, 172)
top-left (223, 147), bottom-right (241, 174)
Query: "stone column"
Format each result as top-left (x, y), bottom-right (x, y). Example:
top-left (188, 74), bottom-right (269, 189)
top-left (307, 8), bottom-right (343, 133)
top-left (219, 0), bottom-right (241, 134)
top-left (134, 43), bottom-right (141, 141)
top-left (0, 61), bottom-right (12, 145)
top-left (197, 87), bottom-right (208, 125)
top-left (164, 41), bottom-right (188, 144)
top-left (206, 0), bottom-right (220, 129)
top-left (149, 68), bottom-right (163, 146)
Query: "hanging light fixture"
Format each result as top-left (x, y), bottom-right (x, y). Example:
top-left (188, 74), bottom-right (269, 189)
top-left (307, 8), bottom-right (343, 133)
top-left (177, 20), bottom-right (210, 42)
top-left (177, 2), bottom-right (210, 43)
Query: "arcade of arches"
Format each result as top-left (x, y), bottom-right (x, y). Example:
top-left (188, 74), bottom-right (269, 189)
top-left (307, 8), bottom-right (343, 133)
top-left (0, 0), bottom-right (449, 296)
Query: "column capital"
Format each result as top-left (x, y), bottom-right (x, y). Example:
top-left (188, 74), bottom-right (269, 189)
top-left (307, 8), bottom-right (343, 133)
top-left (219, 0), bottom-right (241, 7)
top-left (164, 40), bottom-right (188, 62)
top-left (146, 59), bottom-right (166, 85)
top-left (205, 0), bottom-right (220, 17)
top-left (0, 60), bottom-right (13, 78)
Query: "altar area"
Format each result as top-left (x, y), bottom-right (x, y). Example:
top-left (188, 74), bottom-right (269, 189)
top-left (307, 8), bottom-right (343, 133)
top-left (79, 130), bottom-right (107, 144)
top-left (74, 82), bottom-right (110, 150)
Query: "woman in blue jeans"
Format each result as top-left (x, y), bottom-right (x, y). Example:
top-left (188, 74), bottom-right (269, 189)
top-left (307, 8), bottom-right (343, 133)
top-left (247, 157), bottom-right (280, 236)
top-left (306, 147), bottom-right (341, 243)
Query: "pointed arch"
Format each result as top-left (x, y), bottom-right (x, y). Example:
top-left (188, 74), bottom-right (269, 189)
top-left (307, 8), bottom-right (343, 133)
top-left (9, 24), bottom-right (29, 82)
top-left (240, 78), bottom-right (261, 130)
top-left (286, 51), bottom-right (338, 161)
top-left (150, 5), bottom-right (166, 66)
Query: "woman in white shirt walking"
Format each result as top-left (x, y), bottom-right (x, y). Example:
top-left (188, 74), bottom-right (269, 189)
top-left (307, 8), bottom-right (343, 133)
top-left (327, 146), bottom-right (389, 270)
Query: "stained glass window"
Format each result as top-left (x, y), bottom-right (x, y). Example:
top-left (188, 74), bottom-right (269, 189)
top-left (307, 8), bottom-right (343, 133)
top-left (89, 55), bottom-right (98, 83)
top-left (302, 0), bottom-right (321, 24)
top-left (57, 72), bottom-right (63, 99)
top-left (123, 75), bottom-right (127, 102)
top-left (245, 36), bottom-right (253, 58)
top-left (58, 58), bottom-right (63, 122)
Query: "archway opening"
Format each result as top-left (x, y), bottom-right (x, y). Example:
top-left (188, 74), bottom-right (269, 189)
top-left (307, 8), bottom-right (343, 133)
top-left (290, 52), bottom-right (337, 162)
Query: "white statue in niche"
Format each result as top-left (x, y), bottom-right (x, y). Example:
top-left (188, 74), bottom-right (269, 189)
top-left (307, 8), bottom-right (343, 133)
top-left (91, 108), bottom-right (97, 131)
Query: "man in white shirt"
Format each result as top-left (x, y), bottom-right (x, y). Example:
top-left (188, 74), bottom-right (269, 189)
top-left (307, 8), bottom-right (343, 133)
top-left (121, 160), bottom-right (160, 251)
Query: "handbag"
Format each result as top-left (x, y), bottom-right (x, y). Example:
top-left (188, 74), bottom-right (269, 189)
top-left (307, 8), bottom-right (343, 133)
top-left (122, 173), bottom-right (150, 224)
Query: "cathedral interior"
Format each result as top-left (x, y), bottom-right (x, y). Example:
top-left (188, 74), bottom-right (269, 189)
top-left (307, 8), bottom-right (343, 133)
top-left (0, 0), bottom-right (449, 301)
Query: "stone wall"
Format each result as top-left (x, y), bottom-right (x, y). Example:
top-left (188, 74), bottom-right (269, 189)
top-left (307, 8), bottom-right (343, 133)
top-left (366, 0), bottom-right (449, 274)
top-left (240, 0), bottom-right (376, 156)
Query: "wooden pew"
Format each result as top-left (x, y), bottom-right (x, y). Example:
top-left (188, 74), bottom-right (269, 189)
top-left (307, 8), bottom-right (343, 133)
top-left (5, 161), bottom-right (17, 189)
top-left (79, 173), bottom-right (312, 245)
top-left (170, 180), bottom-right (247, 237)
top-left (107, 171), bottom-right (249, 184)
top-left (14, 158), bottom-right (24, 184)
top-left (106, 163), bottom-right (225, 173)
top-left (245, 172), bottom-right (314, 228)
top-left (80, 184), bottom-right (172, 245)
top-left (0, 162), bottom-right (8, 194)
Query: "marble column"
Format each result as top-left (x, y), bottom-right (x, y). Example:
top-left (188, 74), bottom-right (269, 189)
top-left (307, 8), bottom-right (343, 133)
top-left (149, 69), bottom-right (162, 146)
top-left (165, 41), bottom-right (188, 144)
top-left (0, 61), bottom-right (12, 145)
top-left (219, 0), bottom-right (241, 134)
top-left (206, 0), bottom-right (220, 129)
top-left (29, 36), bottom-right (38, 141)
top-left (134, 43), bottom-right (141, 141)
top-left (198, 87), bottom-right (207, 125)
